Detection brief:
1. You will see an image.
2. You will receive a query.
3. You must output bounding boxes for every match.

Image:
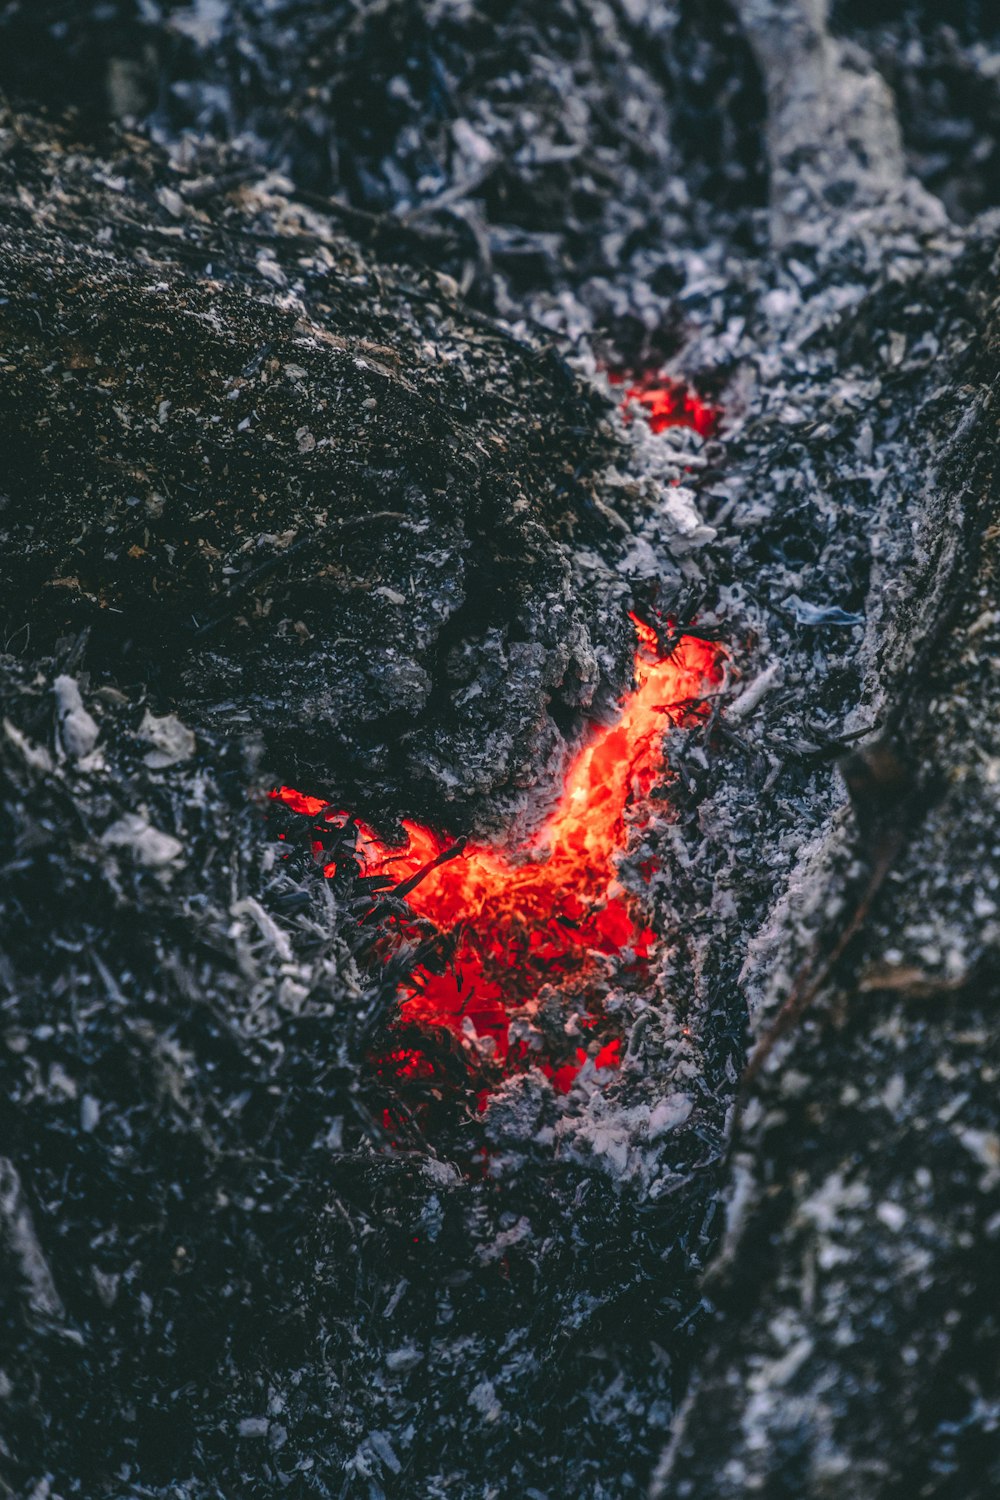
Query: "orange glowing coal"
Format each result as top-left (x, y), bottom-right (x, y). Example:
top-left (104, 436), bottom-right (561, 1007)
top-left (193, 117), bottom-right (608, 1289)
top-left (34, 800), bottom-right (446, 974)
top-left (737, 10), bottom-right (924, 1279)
top-left (272, 618), bottom-right (722, 1099)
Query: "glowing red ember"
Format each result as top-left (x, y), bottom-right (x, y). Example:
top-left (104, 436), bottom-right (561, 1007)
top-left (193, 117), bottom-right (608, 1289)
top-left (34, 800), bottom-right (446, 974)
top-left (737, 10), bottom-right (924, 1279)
top-left (609, 370), bottom-right (719, 439)
top-left (272, 620), bottom-right (722, 1100)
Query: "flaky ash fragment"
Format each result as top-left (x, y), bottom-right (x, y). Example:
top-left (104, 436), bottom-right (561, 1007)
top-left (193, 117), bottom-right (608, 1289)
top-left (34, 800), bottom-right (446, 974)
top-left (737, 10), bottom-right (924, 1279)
top-left (53, 675), bottom-right (100, 761)
top-left (0, 1157), bottom-right (73, 1331)
top-left (102, 813), bottom-right (186, 869)
top-left (138, 711), bottom-right (197, 768)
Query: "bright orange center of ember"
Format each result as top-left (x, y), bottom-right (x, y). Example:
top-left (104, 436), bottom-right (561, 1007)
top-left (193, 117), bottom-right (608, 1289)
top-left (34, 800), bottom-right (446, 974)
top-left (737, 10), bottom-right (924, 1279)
top-left (272, 621), bottom-right (722, 1100)
top-left (608, 370), bottom-right (719, 439)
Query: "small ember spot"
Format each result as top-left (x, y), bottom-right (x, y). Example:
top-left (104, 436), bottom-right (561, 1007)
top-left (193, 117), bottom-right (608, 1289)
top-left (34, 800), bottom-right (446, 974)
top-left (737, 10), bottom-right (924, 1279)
top-left (272, 617), bottom-right (723, 1117)
top-left (609, 369), bottom-right (720, 439)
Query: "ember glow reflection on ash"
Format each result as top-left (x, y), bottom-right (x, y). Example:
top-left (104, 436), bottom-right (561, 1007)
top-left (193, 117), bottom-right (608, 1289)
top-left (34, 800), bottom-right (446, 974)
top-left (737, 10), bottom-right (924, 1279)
top-left (272, 621), bottom-right (723, 1105)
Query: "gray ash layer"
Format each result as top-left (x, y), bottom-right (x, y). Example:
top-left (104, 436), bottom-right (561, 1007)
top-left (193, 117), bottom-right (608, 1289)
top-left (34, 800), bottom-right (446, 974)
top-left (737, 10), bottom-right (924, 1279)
top-left (1, 2), bottom-right (999, 1497)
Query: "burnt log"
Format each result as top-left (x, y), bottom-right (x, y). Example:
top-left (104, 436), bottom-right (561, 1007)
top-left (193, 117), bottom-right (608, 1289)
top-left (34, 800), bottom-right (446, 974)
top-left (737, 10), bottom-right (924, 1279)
top-left (0, 107), bottom-right (661, 828)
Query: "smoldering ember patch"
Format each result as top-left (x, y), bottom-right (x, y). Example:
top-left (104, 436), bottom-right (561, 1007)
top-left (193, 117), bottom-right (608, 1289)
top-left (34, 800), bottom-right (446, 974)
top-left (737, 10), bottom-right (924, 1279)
top-left (0, 4), bottom-right (999, 1498)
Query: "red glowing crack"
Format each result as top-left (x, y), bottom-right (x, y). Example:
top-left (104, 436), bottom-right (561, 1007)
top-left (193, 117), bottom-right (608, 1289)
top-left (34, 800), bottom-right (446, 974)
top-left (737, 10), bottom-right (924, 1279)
top-left (272, 620), bottom-right (722, 1097)
top-left (271, 371), bottom-right (723, 1108)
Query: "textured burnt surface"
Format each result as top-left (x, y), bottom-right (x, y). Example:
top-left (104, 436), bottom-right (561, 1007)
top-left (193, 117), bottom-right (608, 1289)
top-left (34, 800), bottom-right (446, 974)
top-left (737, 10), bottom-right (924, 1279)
top-left (0, 0), bottom-right (768, 280)
top-left (656, 268), bottom-right (1000, 1497)
top-left (0, 111), bottom-right (646, 826)
top-left (1, 3), bottom-right (999, 1498)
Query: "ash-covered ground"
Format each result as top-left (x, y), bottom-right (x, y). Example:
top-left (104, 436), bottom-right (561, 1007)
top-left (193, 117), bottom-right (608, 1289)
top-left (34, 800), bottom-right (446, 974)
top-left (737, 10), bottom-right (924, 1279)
top-left (1, 3), bottom-right (999, 1497)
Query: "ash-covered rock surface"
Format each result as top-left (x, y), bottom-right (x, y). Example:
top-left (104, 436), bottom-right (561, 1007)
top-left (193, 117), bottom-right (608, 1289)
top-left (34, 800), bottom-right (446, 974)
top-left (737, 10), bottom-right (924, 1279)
top-left (1, 2), bottom-right (999, 1498)
top-left (0, 106), bottom-right (659, 829)
top-left (0, 0), bottom-right (768, 297)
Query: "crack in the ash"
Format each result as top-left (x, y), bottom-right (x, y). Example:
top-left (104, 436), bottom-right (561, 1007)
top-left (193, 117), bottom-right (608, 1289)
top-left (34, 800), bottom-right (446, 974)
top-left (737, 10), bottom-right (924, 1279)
top-left (272, 616), bottom-right (723, 1120)
top-left (268, 375), bottom-right (726, 1128)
